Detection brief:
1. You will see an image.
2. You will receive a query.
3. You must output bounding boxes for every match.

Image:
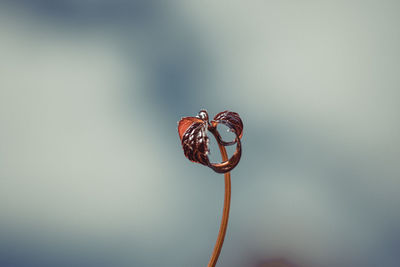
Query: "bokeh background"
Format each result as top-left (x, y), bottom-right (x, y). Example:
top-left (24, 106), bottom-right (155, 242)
top-left (1, 1), bottom-right (400, 266)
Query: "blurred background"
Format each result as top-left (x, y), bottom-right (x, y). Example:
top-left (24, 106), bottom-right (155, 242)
top-left (1, 1), bottom-right (400, 266)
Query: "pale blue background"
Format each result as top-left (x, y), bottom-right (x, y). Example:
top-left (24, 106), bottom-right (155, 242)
top-left (1, 1), bottom-right (400, 266)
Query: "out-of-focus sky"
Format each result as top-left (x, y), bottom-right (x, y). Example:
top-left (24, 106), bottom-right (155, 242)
top-left (1, 1), bottom-right (399, 266)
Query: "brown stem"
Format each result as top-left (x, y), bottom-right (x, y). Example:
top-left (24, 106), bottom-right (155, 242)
top-left (207, 141), bottom-right (231, 267)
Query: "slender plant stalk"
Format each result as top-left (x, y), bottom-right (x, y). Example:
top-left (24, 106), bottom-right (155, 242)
top-left (178, 110), bottom-right (242, 266)
top-left (207, 142), bottom-right (231, 267)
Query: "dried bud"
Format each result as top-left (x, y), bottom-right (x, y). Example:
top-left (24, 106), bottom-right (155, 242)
top-left (178, 110), bottom-right (243, 173)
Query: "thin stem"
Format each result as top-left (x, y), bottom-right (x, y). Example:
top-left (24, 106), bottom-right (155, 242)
top-left (207, 142), bottom-right (231, 267)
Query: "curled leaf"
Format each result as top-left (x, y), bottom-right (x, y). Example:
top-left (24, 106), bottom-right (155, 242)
top-left (213, 111), bottom-right (243, 139)
top-left (178, 117), bottom-right (210, 166)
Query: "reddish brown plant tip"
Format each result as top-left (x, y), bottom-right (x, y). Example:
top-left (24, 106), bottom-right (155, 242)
top-left (177, 109), bottom-right (244, 267)
top-left (177, 110), bottom-right (243, 173)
